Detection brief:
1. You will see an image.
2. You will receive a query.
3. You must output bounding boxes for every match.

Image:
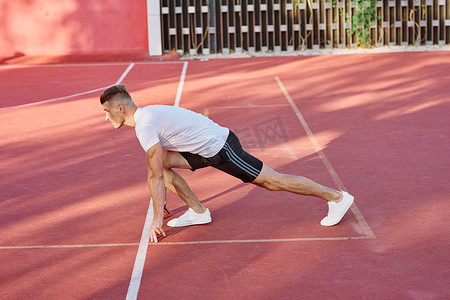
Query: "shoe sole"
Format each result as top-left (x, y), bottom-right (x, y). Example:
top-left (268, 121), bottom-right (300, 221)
top-left (167, 218), bottom-right (211, 227)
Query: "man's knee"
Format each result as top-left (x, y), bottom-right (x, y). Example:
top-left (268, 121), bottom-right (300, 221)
top-left (253, 165), bottom-right (283, 191)
top-left (162, 150), bottom-right (173, 169)
top-left (256, 179), bottom-right (282, 191)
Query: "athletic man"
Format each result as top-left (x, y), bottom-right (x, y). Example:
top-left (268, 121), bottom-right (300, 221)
top-left (100, 85), bottom-right (354, 243)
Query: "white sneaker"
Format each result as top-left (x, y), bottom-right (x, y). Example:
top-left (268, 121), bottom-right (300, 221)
top-left (320, 192), bottom-right (354, 226)
top-left (167, 208), bottom-right (212, 227)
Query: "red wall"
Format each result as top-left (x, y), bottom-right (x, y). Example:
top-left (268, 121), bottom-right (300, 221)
top-left (0, 0), bottom-right (149, 58)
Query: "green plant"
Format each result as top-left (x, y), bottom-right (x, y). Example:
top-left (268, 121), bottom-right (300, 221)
top-left (293, 0), bottom-right (305, 10)
top-left (421, 0), bottom-right (427, 20)
top-left (346, 0), bottom-right (380, 47)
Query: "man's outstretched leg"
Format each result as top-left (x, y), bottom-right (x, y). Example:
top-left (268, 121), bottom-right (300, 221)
top-left (252, 164), bottom-right (354, 226)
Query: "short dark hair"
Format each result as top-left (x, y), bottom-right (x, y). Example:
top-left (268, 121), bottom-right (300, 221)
top-left (100, 85), bottom-right (131, 104)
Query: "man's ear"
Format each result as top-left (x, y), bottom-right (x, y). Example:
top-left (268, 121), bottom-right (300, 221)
top-left (117, 103), bottom-right (125, 113)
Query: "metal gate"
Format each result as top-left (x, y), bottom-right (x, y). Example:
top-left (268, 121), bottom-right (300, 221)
top-left (160, 0), bottom-right (450, 55)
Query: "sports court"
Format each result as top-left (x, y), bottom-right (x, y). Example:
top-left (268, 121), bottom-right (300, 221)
top-left (1, 51), bottom-right (449, 299)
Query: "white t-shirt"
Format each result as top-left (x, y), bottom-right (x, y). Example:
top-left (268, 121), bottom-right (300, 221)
top-left (134, 105), bottom-right (229, 158)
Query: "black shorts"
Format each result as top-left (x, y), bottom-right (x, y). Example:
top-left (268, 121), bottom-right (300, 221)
top-left (180, 131), bottom-right (263, 183)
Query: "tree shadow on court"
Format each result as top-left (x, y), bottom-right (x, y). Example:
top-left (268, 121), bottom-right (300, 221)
top-left (100, 51), bottom-right (450, 298)
top-left (1, 51), bottom-right (449, 298)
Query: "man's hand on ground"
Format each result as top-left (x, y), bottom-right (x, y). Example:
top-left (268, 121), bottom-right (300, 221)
top-left (149, 219), bottom-right (165, 243)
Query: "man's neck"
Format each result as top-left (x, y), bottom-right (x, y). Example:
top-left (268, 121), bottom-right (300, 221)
top-left (124, 106), bottom-right (138, 127)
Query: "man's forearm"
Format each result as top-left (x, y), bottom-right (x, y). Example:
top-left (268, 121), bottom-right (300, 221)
top-left (148, 175), bottom-right (166, 220)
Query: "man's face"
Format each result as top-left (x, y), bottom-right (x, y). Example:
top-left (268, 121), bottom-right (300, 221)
top-left (103, 101), bottom-right (125, 129)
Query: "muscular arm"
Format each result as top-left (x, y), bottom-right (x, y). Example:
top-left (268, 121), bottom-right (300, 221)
top-left (146, 142), bottom-right (166, 242)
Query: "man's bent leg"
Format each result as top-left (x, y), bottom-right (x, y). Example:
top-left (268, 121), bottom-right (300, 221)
top-left (163, 151), bottom-right (206, 214)
top-left (162, 151), bottom-right (211, 227)
top-left (252, 164), bottom-right (342, 202)
top-left (163, 168), bottom-right (206, 214)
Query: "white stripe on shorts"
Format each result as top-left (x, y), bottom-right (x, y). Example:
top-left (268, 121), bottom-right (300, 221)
top-left (223, 143), bottom-right (260, 178)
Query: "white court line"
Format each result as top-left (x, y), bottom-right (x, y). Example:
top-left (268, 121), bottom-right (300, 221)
top-left (275, 77), bottom-right (375, 238)
top-left (0, 235), bottom-right (372, 250)
top-left (0, 86), bottom-right (110, 111)
top-left (0, 243), bottom-right (139, 250)
top-left (150, 236), bottom-right (372, 245)
top-left (125, 61), bottom-right (189, 300)
top-left (173, 61), bottom-right (188, 107)
top-left (210, 104), bottom-right (290, 109)
top-left (115, 63), bottom-right (134, 85)
top-left (0, 63), bottom-right (135, 111)
top-left (0, 62), bottom-right (133, 69)
top-left (0, 60), bottom-right (184, 69)
top-left (126, 199), bottom-right (154, 300)
top-left (207, 76), bottom-right (267, 80)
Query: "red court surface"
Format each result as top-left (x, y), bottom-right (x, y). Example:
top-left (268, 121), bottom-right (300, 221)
top-left (1, 52), bottom-right (449, 299)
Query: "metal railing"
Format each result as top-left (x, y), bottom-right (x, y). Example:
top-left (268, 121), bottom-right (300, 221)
top-left (160, 0), bottom-right (450, 54)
